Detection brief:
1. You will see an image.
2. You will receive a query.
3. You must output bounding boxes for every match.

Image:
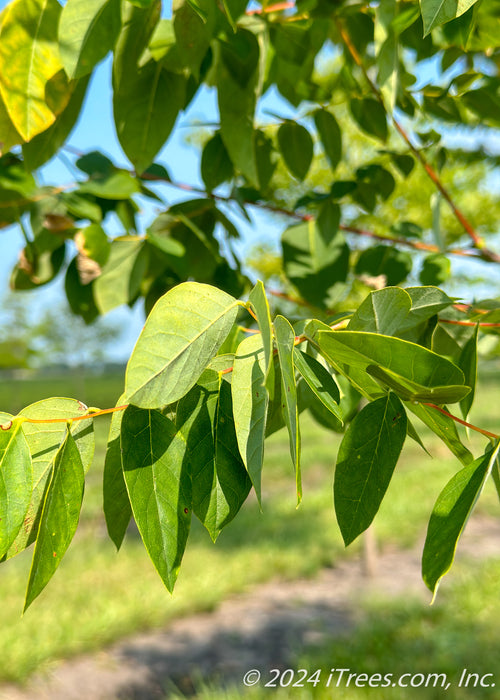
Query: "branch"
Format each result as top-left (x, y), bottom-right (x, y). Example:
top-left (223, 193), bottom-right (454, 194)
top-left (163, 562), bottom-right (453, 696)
top-left (424, 403), bottom-right (500, 440)
top-left (336, 20), bottom-right (500, 264)
top-left (3, 154), bottom-right (494, 265)
top-left (146, 173), bottom-right (489, 262)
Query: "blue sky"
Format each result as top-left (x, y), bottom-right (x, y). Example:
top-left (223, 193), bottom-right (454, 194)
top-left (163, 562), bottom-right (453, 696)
top-left (0, 0), bottom-right (279, 359)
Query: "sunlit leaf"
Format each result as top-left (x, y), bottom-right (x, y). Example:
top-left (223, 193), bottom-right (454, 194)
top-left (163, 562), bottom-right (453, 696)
top-left (125, 282), bottom-right (241, 408)
top-left (24, 428), bottom-right (85, 610)
top-left (59, 0), bottom-right (121, 79)
top-left (0, 416), bottom-right (32, 559)
top-left (94, 239), bottom-right (148, 314)
top-left (422, 440), bottom-right (500, 599)
top-left (420, 0), bottom-right (479, 36)
top-left (0, 0), bottom-right (66, 141)
top-left (5, 399), bottom-right (93, 560)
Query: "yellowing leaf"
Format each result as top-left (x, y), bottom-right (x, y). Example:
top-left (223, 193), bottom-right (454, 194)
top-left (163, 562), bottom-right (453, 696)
top-left (0, 0), bottom-right (66, 141)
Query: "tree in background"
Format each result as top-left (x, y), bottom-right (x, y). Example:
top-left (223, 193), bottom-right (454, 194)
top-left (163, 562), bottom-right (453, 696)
top-left (0, 0), bottom-right (500, 609)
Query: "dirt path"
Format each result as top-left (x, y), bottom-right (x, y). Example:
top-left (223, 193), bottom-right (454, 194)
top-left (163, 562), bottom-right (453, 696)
top-left (2, 517), bottom-right (499, 700)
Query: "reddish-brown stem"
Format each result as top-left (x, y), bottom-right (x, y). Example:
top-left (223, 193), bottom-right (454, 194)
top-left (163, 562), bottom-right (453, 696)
top-left (336, 21), bottom-right (500, 264)
top-left (32, 150), bottom-right (492, 264)
top-left (424, 403), bottom-right (500, 440)
top-left (247, 306), bottom-right (258, 322)
top-left (247, 1), bottom-right (295, 14)
top-left (439, 319), bottom-right (500, 328)
top-left (339, 224), bottom-right (479, 259)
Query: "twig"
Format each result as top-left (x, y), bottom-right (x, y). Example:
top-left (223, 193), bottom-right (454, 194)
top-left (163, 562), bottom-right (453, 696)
top-left (336, 20), bottom-right (500, 264)
top-left (246, 2), bottom-right (295, 14)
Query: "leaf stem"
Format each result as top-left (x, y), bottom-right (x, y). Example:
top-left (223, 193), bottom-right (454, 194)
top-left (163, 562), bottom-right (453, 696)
top-left (439, 319), bottom-right (500, 328)
top-left (424, 403), bottom-right (500, 440)
top-left (17, 405), bottom-right (129, 426)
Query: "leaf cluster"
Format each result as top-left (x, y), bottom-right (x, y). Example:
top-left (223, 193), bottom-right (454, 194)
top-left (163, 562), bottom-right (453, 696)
top-left (2, 281), bottom-right (499, 609)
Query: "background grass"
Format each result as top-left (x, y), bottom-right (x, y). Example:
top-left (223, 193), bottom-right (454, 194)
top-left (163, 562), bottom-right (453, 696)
top-left (0, 367), bottom-right (498, 686)
top-left (186, 558), bottom-right (500, 699)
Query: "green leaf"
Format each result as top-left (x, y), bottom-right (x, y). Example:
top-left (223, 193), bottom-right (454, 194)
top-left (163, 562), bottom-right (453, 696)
top-left (420, 254), bottom-right (451, 286)
top-left (201, 132), bottom-right (234, 191)
top-left (0, 0), bottom-right (67, 141)
top-left (59, 0), bottom-right (121, 79)
top-left (403, 287), bottom-right (454, 328)
top-left (366, 364), bottom-right (471, 404)
top-left (64, 257), bottom-right (100, 324)
top-left (248, 280), bottom-right (273, 382)
top-left (282, 219), bottom-right (349, 308)
top-left (121, 406), bottom-right (191, 592)
top-left (277, 122), bottom-right (314, 181)
top-left (103, 398), bottom-right (131, 550)
top-left (177, 370), bottom-right (251, 541)
top-left (348, 287), bottom-right (412, 335)
top-left (458, 323), bottom-right (478, 420)
top-left (420, 0), bottom-right (478, 36)
top-left (125, 282), bottom-right (241, 408)
top-left (75, 223), bottom-right (110, 267)
top-left (350, 97), bottom-right (388, 141)
top-left (293, 349), bottom-right (343, 423)
top-left (146, 232), bottom-right (186, 257)
top-left (318, 330), bottom-right (466, 397)
top-left (231, 333), bottom-right (268, 504)
top-left (22, 76), bottom-right (90, 170)
top-left (112, 1), bottom-right (174, 175)
top-left (173, 0), bottom-right (214, 78)
top-left (274, 316), bottom-right (301, 503)
top-left (313, 109), bottom-right (342, 171)
top-left (492, 456), bottom-right (500, 506)
top-left (0, 94), bottom-right (22, 152)
top-left (255, 128), bottom-right (276, 191)
top-left (422, 440), bottom-right (500, 599)
top-left (113, 62), bottom-right (186, 175)
top-left (6, 399), bottom-right (94, 560)
top-left (112, 0), bottom-right (160, 87)
top-left (94, 239), bottom-right (148, 314)
top-left (78, 170), bottom-right (141, 199)
top-left (407, 402), bottom-right (473, 465)
top-left (355, 245), bottom-right (412, 286)
top-left (24, 428), bottom-right (85, 610)
top-left (217, 31), bottom-right (260, 187)
top-left (76, 150), bottom-right (113, 176)
top-left (0, 417), bottom-right (32, 559)
top-left (334, 393), bottom-right (407, 546)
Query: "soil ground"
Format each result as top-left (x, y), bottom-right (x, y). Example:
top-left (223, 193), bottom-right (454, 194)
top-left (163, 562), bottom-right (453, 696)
top-left (2, 517), bottom-right (499, 700)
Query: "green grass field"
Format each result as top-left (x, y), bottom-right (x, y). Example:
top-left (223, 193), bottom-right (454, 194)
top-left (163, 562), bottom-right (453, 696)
top-left (0, 368), bottom-right (499, 688)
